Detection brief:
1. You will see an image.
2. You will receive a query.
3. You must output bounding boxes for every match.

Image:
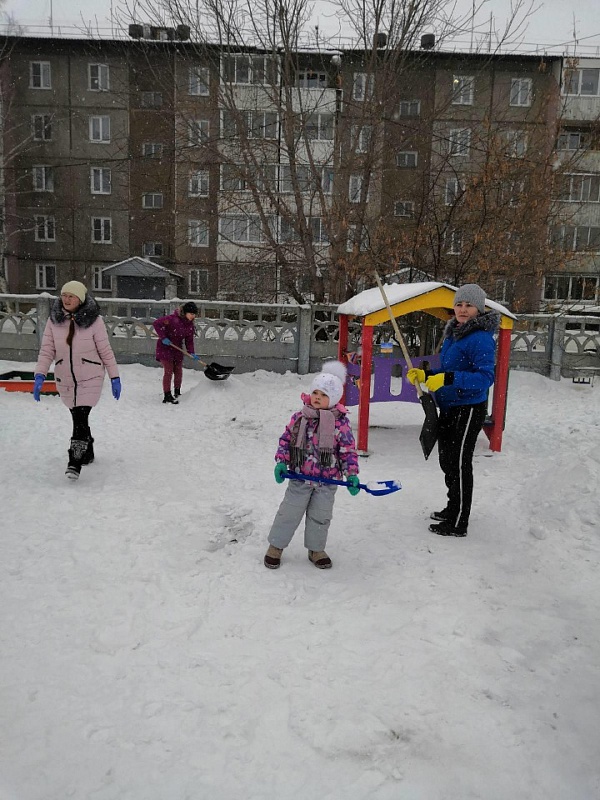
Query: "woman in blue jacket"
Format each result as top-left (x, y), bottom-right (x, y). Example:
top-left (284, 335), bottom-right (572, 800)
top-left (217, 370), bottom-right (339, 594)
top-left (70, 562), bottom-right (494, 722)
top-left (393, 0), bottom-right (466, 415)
top-left (408, 284), bottom-right (500, 537)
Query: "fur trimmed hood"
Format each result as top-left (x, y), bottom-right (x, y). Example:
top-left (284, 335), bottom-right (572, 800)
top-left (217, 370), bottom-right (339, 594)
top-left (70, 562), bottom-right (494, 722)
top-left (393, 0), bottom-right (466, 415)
top-left (444, 309), bottom-right (500, 341)
top-left (50, 295), bottom-right (101, 328)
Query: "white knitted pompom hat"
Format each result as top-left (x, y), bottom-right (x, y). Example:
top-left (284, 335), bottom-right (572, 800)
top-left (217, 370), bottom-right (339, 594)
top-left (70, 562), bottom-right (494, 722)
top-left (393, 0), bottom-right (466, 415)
top-left (310, 360), bottom-right (347, 408)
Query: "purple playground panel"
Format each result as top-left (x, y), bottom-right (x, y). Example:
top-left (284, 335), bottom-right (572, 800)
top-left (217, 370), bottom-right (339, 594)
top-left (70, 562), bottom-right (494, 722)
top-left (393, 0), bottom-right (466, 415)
top-left (345, 353), bottom-right (441, 406)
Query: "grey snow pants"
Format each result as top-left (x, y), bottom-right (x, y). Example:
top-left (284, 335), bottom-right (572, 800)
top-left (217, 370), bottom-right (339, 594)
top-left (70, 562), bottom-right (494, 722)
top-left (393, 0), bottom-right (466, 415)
top-left (268, 480), bottom-right (337, 552)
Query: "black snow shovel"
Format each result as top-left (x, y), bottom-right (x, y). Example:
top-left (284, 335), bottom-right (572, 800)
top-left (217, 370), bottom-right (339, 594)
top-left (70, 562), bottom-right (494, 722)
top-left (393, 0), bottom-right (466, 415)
top-left (374, 272), bottom-right (439, 460)
top-left (164, 341), bottom-right (234, 381)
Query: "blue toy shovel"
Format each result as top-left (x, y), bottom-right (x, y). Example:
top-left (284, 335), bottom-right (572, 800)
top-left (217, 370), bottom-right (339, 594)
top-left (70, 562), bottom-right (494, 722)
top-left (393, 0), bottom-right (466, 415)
top-left (283, 471), bottom-right (401, 497)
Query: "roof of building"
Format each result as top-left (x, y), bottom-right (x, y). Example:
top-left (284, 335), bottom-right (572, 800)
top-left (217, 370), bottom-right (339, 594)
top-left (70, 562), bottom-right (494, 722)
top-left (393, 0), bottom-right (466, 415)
top-left (102, 257), bottom-right (181, 278)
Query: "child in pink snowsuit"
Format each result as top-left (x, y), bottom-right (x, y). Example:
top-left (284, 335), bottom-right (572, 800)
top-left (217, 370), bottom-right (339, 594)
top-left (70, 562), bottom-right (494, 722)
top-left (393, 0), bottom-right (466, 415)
top-left (264, 361), bottom-right (359, 570)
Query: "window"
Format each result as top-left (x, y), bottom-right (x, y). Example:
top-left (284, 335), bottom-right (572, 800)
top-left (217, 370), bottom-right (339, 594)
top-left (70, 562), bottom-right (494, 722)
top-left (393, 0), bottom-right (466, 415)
top-left (321, 167), bottom-right (334, 195)
top-left (297, 71), bottom-right (327, 89)
top-left (219, 215), bottom-right (270, 243)
top-left (500, 180), bottom-right (525, 206)
top-left (91, 216), bottom-right (112, 243)
top-left (557, 131), bottom-right (588, 151)
top-left (142, 192), bottom-right (164, 209)
top-left (352, 125), bottom-right (372, 153)
top-left (494, 278), bottom-right (515, 304)
top-left (445, 177), bottom-right (464, 205)
top-left (353, 72), bottom-right (374, 101)
top-left (396, 151), bottom-right (418, 168)
top-left (447, 229), bottom-right (463, 254)
top-left (280, 218), bottom-right (301, 243)
top-left (30, 61), bottom-right (51, 89)
top-left (279, 164), bottom-right (313, 194)
top-left (189, 268), bottom-right (209, 294)
top-left (398, 100), bottom-right (420, 117)
top-left (90, 167), bottom-right (111, 194)
top-left (188, 219), bottom-right (209, 247)
top-left (142, 242), bottom-right (163, 258)
top-left (563, 68), bottom-right (600, 96)
top-left (504, 129), bottom-right (528, 158)
top-left (92, 266), bottom-right (112, 291)
top-left (349, 174), bottom-right (368, 203)
top-left (189, 66), bottom-right (210, 95)
top-left (448, 128), bottom-right (471, 157)
top-left (222, 110), bottom-right (278, 140)
top-left (510, 78), bottom-right (532, 107)
top-left (32, 114), bottom-right (52, 141)
top-left (543, 274), bottom-right (599, 302)
top-left (143, 142), bottom-right (163, 158)
top-left (34, 214), bottom-right (56, 241)
top-left (309, 217), bottom-right (330, 245)
top-left (89, 64), bottom-right (109, 91)
top-left (89, 115), bottom-right (111, 143)
top-left (36, 264), bottom-right (56, 289)
top-left (222, 54), bottom-right (276, 85)
top-left (188, 119), bottom-right (210, 146)
top-left (346, 224), bottom-right (369, 252)
top-left (452, 75), bottom-right (474, 105)
top-left (304, 112), bottom-right (334, 142)
top-left (32, 165), bottom-right (54, 192)
top-left (140, 91), bottom-right (163, 108)
top-left (559, 174), bottom-right (600, 203)
top-left (189, 169), bottom-right (210, 197)
top-left (394, 201), bottom-right (414, 217)
top-left (551, 225), bottom-right (600, 251)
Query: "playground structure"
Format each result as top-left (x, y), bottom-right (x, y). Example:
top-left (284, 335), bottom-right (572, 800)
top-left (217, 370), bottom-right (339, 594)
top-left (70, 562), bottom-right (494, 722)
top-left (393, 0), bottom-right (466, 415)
top-left (336, 282), bottom-right (516, 454)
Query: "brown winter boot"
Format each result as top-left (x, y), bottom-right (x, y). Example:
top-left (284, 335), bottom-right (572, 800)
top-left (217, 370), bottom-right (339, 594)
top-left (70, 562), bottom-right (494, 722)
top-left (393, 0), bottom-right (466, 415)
top-left (264, 545), bottom-right (283, 569)
top-left (308, 550), bottom-right (332, 569)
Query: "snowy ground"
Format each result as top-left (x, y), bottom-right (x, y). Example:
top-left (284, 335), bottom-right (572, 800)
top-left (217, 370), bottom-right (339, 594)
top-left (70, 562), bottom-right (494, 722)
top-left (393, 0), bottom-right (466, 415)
top-left (1, 360), bottom-right (599, 800)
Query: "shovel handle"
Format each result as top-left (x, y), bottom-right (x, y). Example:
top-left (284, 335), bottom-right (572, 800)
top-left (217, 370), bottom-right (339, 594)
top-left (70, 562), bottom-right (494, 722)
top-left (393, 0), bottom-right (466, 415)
top-left (161, 340), bottom-right (207, 368)
top-left (374, 272), bottom-right (424, 398)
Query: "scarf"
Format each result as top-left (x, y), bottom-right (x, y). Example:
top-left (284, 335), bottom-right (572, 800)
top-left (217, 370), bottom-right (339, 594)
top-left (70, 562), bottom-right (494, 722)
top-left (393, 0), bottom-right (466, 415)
top-left (290, 405), bottom-right (339, 470)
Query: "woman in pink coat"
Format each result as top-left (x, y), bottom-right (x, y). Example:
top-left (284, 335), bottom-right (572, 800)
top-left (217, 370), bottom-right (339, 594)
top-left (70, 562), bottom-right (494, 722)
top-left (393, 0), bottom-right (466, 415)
top-left (34, 281), bottom-right (121, 480)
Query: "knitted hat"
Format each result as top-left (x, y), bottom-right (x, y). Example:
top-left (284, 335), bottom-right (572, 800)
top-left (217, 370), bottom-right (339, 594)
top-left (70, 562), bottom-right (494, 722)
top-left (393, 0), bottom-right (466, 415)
top-left (60, 281), bottom-right (87, 303)
top-left (182, 301), bottom-right (199, 315)
top-left (454, 283), bottom-right (486, 314)
top-left (311, 361), bottom-right (347, 408)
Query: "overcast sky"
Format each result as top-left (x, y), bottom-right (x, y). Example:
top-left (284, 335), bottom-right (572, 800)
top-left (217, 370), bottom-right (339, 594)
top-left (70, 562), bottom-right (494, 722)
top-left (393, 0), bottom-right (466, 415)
top-left (3, 0), bottom-right (600, 56)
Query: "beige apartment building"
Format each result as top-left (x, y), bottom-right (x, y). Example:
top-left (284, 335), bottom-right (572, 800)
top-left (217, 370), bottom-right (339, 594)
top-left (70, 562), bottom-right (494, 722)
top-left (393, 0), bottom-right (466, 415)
top-left (1, 33), bottom-right (597, 310)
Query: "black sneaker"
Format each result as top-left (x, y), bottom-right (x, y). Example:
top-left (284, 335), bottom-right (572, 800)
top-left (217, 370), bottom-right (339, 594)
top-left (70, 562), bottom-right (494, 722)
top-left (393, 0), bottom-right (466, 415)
top-left (430, 509), bottom-right (450, 522)
top-left (174, 387), bottom-right (181, 398)
top-left (429, 521), bottom-right (467, 537)
top-left (81, 437), bottom-right (94, 465)
top-left (163, 391), bottom-right (179, 404)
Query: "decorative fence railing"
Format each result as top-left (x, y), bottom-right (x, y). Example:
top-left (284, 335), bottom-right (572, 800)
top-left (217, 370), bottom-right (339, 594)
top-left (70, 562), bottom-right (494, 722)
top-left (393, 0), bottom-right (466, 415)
top-left (1, 295), bottom-right (599, 380)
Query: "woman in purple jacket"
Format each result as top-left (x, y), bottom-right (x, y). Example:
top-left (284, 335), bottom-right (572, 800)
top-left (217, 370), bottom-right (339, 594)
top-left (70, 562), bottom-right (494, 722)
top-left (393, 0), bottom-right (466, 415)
top-left (153, 302), bottom-right (199, 404)
top-left (34, 281), bottom-right (121, 480)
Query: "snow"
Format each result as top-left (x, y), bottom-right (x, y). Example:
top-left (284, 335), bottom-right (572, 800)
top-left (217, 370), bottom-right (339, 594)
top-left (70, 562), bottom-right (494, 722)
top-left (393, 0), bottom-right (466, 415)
top-left (1, 359), bottom-right (599, 800)
top-left (337, 281), bottom-right (515, 319)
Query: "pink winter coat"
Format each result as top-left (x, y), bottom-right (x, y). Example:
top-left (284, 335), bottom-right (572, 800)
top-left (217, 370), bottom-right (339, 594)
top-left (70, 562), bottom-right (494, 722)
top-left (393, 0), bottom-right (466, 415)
top-left (35, 297), bottom-right (119, 409)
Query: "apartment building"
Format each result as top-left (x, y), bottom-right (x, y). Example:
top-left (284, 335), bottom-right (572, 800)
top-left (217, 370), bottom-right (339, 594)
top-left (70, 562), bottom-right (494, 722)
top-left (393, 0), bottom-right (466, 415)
top-left (2, 33), bottom-right (595, 310)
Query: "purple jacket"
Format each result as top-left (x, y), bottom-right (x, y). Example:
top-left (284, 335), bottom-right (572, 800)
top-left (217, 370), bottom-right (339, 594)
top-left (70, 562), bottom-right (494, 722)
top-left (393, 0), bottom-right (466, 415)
top-left (35, 297), bottom-right (119, 409)
top-left (275, 393), bottom-right (359, 481)
top-left (153, 310), bottom-right (196, 363)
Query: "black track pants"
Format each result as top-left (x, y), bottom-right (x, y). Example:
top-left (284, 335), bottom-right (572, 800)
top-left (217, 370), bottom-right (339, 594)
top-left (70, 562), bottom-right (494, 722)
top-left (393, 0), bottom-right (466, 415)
top-left (70, 406), bottom-right (92, 440)
top-left (437, 402), bottom-right (487, 529)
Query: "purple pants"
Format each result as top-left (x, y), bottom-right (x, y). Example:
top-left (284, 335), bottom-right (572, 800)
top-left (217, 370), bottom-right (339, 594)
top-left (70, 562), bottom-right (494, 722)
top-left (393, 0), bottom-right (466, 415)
top-left (160, 359), bottom-right (183, 393)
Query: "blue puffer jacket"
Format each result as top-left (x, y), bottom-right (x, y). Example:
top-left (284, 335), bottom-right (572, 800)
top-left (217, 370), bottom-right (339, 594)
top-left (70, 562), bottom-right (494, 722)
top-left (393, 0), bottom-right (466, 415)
top-left (430, 310), bottom-right (500, 412)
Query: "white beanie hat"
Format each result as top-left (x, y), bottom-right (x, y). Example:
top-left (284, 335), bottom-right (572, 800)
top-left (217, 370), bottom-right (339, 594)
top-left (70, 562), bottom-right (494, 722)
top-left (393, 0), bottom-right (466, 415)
top-left (61, 281), bottom-right (87, 303)
top-left (310, 361), bottom-right (347, 408)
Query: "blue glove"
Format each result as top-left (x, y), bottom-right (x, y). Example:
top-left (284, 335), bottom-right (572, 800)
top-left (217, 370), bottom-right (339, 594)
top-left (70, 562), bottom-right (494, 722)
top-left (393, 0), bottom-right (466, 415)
top-left (162, 338), bottom-right (172, 346)
top-left (33, 373), bottom-right (45, 401)
top-left (111, 377), bottom-right (121, 400)
top-left (346, 475), bottom-right (361, 496)
top-left (191, 354), bottom-right (200, 361)
top-left (274, 462), bottom-right (287, 484)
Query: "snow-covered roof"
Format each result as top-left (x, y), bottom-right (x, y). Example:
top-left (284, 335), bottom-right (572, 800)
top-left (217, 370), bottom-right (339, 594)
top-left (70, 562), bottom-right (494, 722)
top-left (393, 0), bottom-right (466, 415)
top-left (337, 281), bottom-right (516, 320)
top-left (102, 257), bottom-right (181, 279)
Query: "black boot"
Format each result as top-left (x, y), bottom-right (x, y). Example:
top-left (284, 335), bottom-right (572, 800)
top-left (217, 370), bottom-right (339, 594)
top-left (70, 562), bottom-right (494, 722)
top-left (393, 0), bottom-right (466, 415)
top-left (66, 439), bottom-right (88, 480)
top-left (81, 437), bottom-right (95, 465)
top-left (174, 387), bottom-right (181, 398)
top-left (163, 391), bottom-right (179, 404)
